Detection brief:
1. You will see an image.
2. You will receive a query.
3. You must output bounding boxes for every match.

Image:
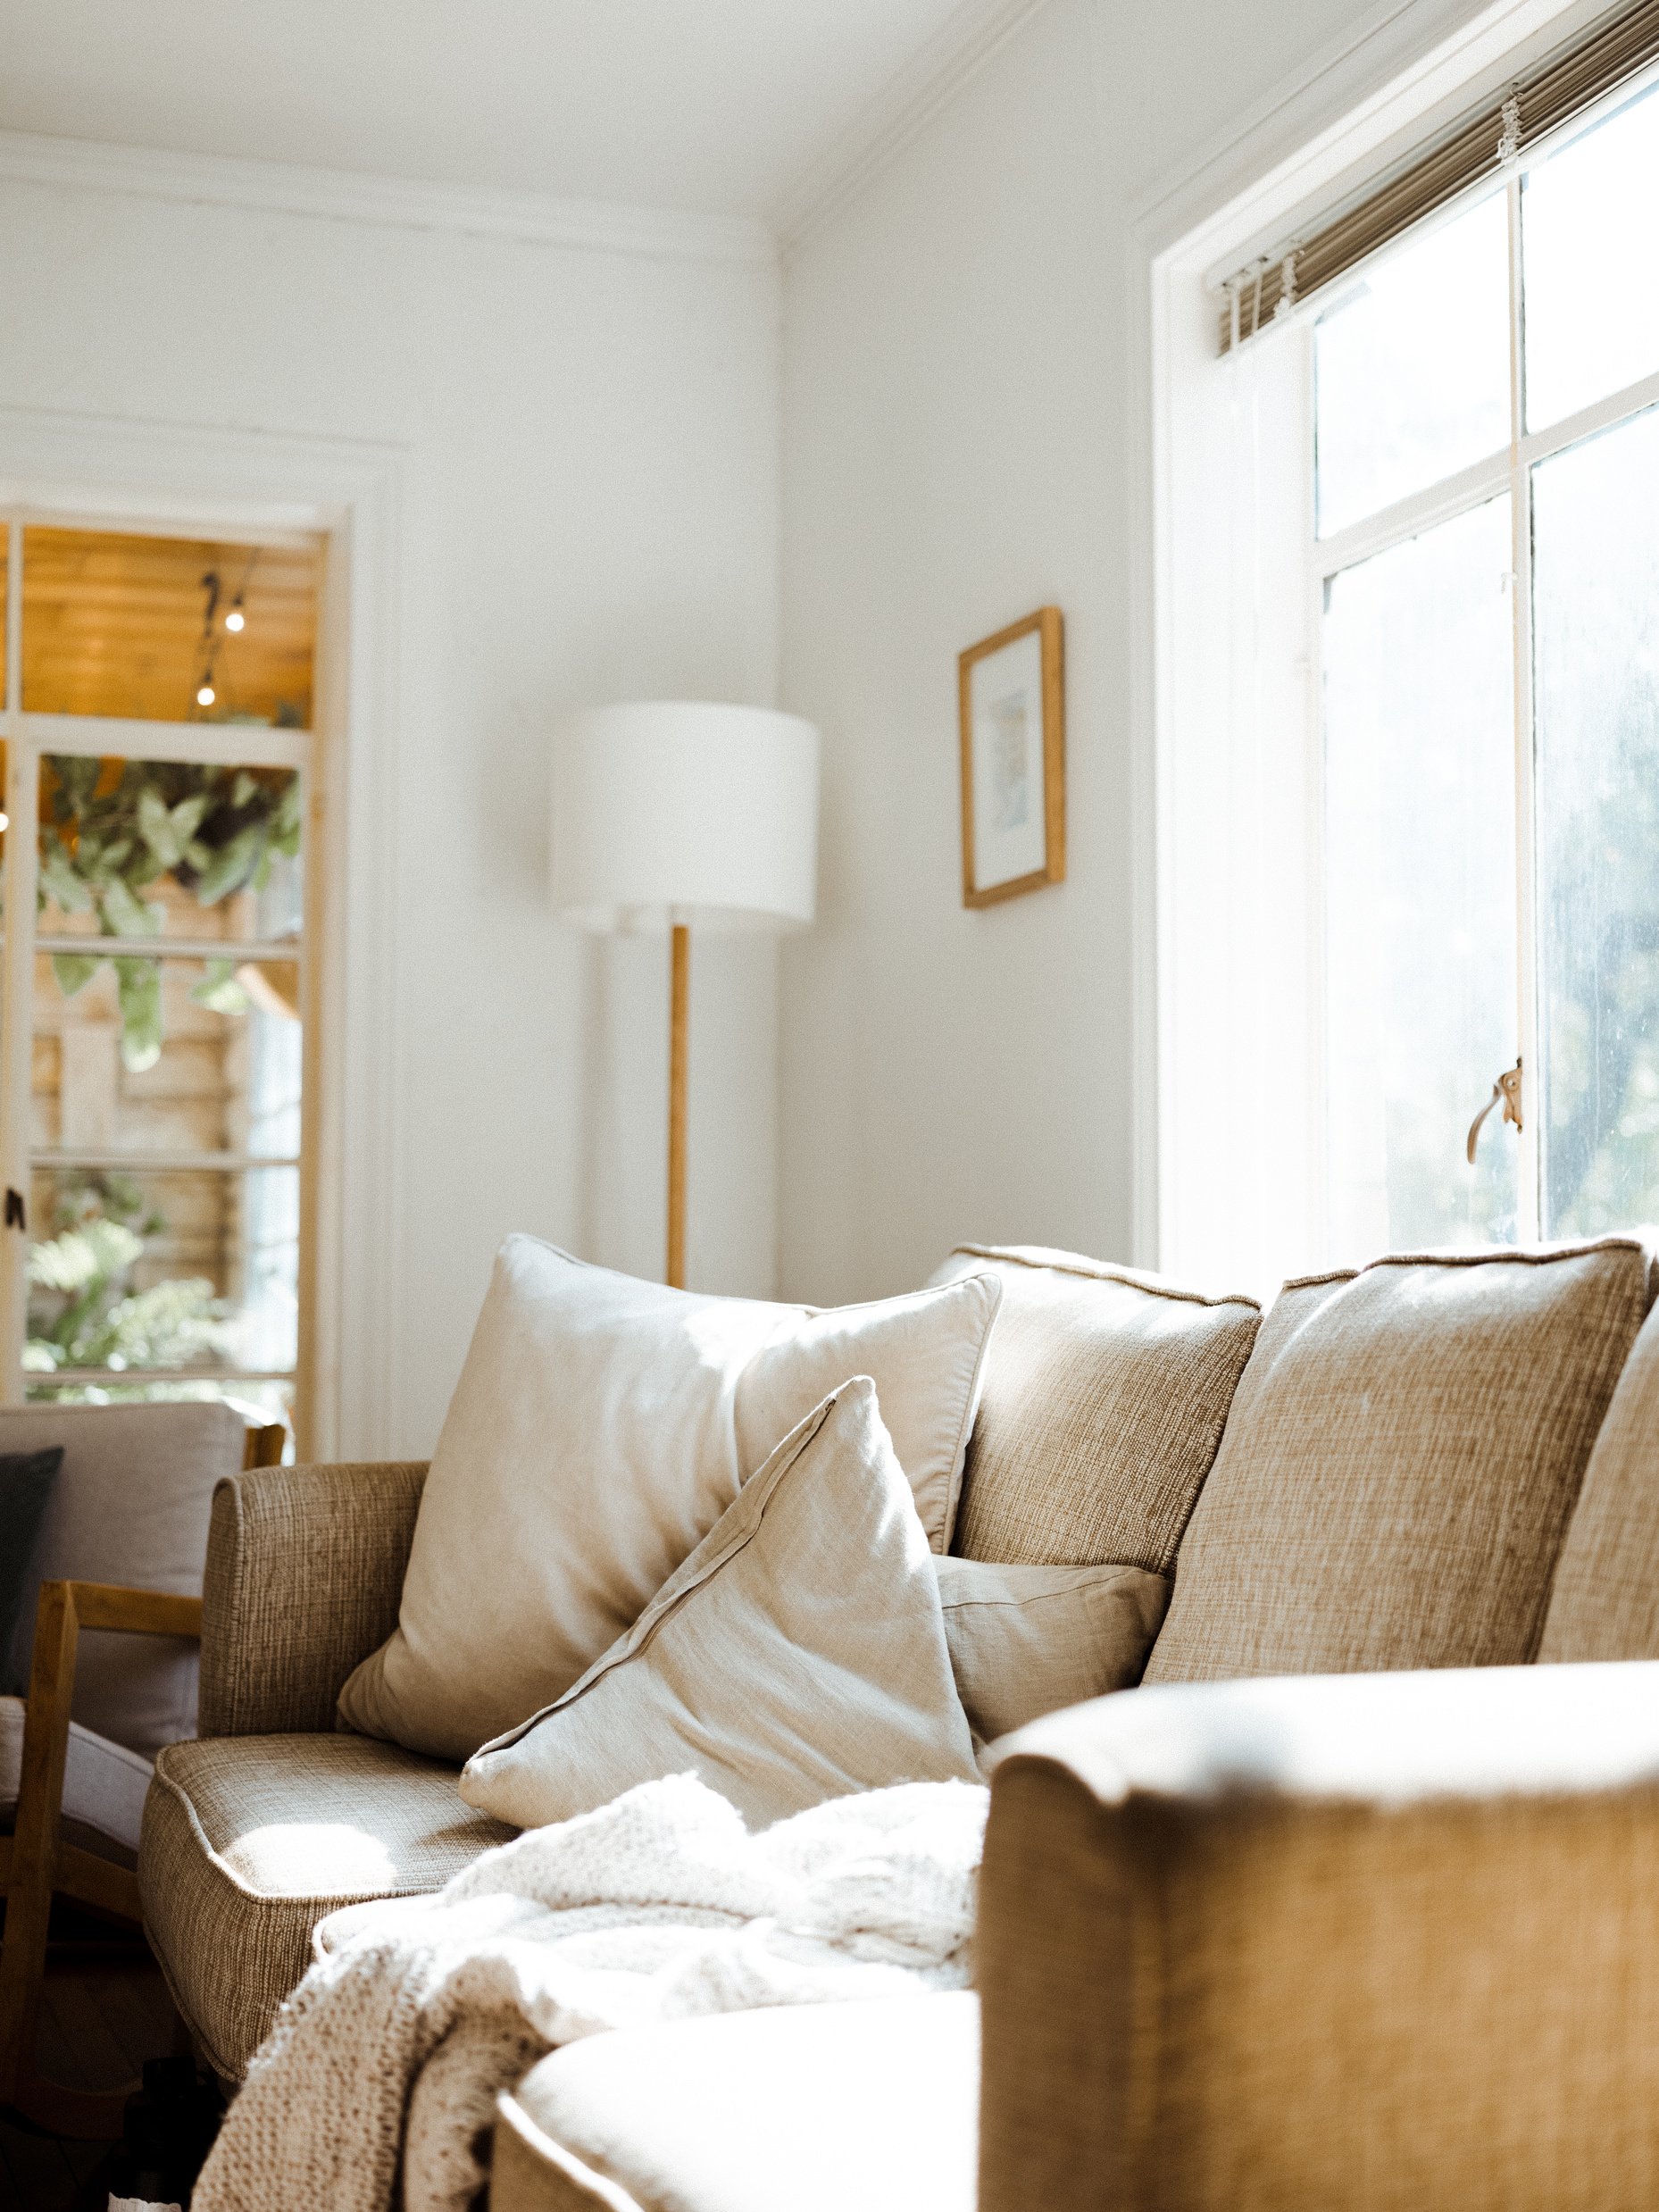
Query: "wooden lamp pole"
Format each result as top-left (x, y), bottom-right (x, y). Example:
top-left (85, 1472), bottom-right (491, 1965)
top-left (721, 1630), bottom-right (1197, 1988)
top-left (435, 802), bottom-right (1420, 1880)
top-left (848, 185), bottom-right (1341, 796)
top-left (666, 922), bottom-right (689, 1290)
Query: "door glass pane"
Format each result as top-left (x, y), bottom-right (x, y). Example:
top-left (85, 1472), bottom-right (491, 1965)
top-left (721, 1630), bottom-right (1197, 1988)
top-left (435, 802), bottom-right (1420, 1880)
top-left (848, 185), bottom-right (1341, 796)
top-left (25, 1165), bottom-right (299, 1402)
top-left (22, 528), bottom-right (319, 725)
top-left (1315, 189), bottom-right (1510, 538)
top-left (1523, 83), bottom-right (1659, 433)
top-left (1535, 405), bottom-right (1659, 1234)
top-left (24, 748), bottom-right (304, 1420)
top-left (1323, 496), bottom-right (1518, 1256)
top-left (39, 753), bottom-right (302, 944)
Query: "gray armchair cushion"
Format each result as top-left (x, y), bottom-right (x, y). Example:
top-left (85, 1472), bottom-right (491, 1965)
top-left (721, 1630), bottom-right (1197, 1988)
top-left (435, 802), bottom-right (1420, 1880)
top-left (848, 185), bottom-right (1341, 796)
top-left (0, 1399), bottom-right (247, 1752)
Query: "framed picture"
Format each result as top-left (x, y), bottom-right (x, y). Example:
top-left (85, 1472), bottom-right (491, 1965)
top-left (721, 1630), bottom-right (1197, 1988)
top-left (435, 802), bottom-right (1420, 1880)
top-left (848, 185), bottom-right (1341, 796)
top-left (957, 605), bottom-right (1065, 908)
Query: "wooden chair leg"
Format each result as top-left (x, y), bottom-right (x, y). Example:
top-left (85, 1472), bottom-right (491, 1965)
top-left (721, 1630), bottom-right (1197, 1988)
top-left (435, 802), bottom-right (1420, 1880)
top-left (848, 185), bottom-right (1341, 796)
top-left (0, 1580), bottom-right (202, 2140)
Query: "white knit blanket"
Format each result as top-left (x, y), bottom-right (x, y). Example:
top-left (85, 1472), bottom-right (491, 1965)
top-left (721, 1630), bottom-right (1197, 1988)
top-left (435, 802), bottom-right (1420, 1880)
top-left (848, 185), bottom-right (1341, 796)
top-left (188, 1772), bottom-right (988, 2212)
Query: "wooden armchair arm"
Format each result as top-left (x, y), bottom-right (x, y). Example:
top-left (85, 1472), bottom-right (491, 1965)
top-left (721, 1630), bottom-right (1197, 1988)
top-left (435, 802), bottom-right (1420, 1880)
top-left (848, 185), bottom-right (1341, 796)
top-left (0, 1579), bottom-right (204, 2136)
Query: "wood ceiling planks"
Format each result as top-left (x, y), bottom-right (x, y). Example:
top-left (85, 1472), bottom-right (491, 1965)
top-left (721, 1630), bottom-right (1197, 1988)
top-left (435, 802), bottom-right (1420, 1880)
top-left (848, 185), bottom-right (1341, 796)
top-left (7, 528), bottom-right (321, 729)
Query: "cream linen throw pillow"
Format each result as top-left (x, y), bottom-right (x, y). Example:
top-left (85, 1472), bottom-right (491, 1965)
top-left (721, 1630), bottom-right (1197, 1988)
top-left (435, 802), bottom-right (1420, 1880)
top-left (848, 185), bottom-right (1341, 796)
top-left (460, 1379), bottom-right (980, 1831)
top-left (339, 1237), bottom-right (1001, 1760)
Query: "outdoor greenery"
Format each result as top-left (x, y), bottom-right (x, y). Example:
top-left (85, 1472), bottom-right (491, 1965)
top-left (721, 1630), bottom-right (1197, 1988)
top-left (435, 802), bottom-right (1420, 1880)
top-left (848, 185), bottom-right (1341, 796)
top-left (39, 755), bottom-right (302, 1069)
top-left (23, 1173), bottom-right (229, 1378)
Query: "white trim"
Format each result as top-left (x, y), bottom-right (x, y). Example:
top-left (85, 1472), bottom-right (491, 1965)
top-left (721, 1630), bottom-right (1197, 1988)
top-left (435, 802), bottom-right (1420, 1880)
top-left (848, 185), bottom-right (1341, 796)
top-left (18, 713), bottom-right (311, 771)
top-left (0, 402), bottom-right (405, 1460)
top-left (31, 934), bottom-right (300, 964)
top-left (0, 129), bottom-right (774, 269)
top-left (775, 0), bottom-right (1052, 250)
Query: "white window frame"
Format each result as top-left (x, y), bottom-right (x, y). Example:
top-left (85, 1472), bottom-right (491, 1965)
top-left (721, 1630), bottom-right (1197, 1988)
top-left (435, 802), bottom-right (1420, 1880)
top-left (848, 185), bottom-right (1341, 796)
top-left (1133, 0), bottom-right (1644, 1296)
top-left (0, 407), bottom-right (405, 1459)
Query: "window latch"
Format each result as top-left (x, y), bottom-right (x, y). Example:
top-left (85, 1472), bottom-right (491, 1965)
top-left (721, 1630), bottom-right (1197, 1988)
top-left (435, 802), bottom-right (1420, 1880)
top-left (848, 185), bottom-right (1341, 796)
top-left (2, 1189), bottom-right (23, 1231)
top-left (1467, 1059), bottom-right (1523, 1164)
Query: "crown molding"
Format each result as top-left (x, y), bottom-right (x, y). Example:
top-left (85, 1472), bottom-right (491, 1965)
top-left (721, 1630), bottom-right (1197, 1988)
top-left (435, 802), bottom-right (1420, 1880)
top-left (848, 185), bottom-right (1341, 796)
top-left (774, 0), bottom-right (1052, 251)
top-left (0, 129), bottom-right (776, 267)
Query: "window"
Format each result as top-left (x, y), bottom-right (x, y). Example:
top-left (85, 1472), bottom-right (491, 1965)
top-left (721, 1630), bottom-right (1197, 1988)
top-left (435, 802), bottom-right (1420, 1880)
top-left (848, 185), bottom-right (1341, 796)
top-left (1313, 78), bottom-right (1659, 1254)
top-left (0, 520), bottom-right (323, 1439)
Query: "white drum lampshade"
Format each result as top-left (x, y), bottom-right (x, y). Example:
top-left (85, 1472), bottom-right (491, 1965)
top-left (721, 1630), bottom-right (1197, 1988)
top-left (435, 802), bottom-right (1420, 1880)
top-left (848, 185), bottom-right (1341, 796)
top-left (550, 702), bottom-right (819, 934)
top-left (550, 701), bottom-right (821, 1287)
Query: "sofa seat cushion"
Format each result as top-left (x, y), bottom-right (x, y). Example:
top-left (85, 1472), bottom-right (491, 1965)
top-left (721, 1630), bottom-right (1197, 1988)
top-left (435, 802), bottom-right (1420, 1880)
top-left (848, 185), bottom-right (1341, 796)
top-left (139, 1732), bottom-right (514, 2081)
top-left (1145, 1240), bottom-right (1653, 1684)
top-left (494, 1994), bottom-right (979, 2212)
top-left (0, 1694), bottom-right (151, 1866)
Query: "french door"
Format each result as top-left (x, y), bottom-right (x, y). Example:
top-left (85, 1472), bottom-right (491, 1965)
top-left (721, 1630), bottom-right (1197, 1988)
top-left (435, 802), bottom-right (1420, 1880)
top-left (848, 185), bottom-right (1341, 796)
top-left (0, 516), bottom-right (322, 1439)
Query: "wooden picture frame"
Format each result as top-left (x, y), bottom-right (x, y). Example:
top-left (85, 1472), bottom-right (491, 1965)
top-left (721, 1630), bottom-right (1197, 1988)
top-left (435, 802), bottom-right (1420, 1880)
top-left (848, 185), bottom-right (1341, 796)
top-left (958, 605), bottom-right (1065, 908)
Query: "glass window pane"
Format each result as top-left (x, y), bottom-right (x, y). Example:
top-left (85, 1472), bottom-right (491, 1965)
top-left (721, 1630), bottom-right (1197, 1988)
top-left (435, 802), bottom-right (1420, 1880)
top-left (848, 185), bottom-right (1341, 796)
top-left (1523, 83), bottom-right (1659, 433)
top-left (25, 1164), bottom-right (299, 1387)
top-left (31, 954), bottom-right (301, 1162)
top-left (22, 528), bottom-right (319, 724)
top-left (1315, 189), bottom-right (1510, 538)
top-left (1535, 404), bottom-right (1659, 1234)
top-left (1324, 496), bottom-right (1519, 1256)
top-left (39, 753), bottom-right (303, 946)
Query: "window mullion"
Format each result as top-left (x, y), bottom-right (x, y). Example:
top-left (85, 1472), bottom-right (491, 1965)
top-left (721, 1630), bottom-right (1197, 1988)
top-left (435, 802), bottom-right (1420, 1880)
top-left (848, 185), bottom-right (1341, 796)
top-left (1507, 173), bottom-right (1542, 1244)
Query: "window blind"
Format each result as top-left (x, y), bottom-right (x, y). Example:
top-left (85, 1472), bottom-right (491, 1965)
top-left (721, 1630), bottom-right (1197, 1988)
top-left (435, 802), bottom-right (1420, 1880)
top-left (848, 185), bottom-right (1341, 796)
top-left (1216, 0), bottom-right (1659, 350)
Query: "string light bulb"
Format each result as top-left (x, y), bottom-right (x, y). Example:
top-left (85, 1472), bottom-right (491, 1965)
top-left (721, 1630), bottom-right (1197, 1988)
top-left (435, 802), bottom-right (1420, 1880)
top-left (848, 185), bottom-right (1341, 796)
top-left (0, 813), bottom-right (11, 833)
top-left (196, 682), bottom-right (216, 707)
top-left (225, 602), bottom-right (245, 633)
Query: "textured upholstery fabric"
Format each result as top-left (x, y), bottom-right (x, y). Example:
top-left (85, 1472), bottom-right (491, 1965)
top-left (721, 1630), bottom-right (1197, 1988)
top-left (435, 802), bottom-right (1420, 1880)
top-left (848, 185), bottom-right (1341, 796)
top-left (140, 1732), bottom-right (513, 2080)
top-left (344, 1237), bottom-right (1001, 1762)
top-left (933, 1557), bottom-right (1169, 1745)
top-left (494, 1996), bottom-right (980, 2212)
top-left (978, 1665), bottom-right (1659, 2212)
top-left (0, 1400), bottom-right (247, 1751)
top-left (1540, 1299), bottom-right (1659, 1660)
top-left (463, 1381), bottom-right (979, 1831)
top-left (929, 1245), bottom-right (1260, 1572)
top-left (0, 1693), bottom-right (151, 1865)
top-left (1145, 1242), bottom-right (1650, 1684)
top-left (198, 1461), bottom-right (429, 1737)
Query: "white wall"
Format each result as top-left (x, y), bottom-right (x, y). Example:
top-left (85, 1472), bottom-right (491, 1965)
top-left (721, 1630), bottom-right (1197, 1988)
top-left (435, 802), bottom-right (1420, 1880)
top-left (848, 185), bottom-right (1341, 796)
top-left (0, 176), bottom-right (781, 1453)
top-left (775, 0), bottom-right (1478, 1305)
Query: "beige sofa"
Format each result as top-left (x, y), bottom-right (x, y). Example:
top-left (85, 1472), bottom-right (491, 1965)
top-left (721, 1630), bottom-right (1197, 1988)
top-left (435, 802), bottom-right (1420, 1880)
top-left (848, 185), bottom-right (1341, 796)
top-left (140, 1239), bottom-right (1659, 2208)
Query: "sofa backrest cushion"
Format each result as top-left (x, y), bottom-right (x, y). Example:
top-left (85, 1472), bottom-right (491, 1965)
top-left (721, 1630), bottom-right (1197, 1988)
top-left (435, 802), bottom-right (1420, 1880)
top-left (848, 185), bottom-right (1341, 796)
top-left (1539, 1299), bottom-right (1659, 1662)
top-left (928, 1245), bottom-right (1260, 1573)
top-left (0, 1398), bottom-right (248, 1752)
top-left (1142, 1241), bottom-right (1652, 1685)
top-left (933, 1557), bottom-right (1170, 1746)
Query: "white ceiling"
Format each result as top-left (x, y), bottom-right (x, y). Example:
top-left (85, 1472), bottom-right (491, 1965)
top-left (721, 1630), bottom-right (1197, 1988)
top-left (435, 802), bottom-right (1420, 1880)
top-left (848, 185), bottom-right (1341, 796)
top-left (0, 0), bottom-right (991, 222)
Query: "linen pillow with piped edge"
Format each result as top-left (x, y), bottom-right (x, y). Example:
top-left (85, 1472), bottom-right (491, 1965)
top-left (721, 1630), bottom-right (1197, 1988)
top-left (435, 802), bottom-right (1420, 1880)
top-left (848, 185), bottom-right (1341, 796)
top-left (461, 1377), bottom-right (981, 1832)
top-left (339, 1236), bottom-right (1001, 1762)
top-left (932, 1556), bottom-right (1170, 1749)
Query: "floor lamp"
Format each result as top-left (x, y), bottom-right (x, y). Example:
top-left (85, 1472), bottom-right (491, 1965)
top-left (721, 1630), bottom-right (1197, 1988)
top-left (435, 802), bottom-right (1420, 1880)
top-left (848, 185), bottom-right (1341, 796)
top-left (550, 701), bottom-right (820, 1290)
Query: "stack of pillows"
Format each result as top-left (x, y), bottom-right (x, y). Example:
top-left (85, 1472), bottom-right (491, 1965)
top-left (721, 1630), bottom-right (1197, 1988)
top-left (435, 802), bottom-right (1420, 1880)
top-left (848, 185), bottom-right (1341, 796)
top-left (338, 1234), bottom-right (1175, 1828)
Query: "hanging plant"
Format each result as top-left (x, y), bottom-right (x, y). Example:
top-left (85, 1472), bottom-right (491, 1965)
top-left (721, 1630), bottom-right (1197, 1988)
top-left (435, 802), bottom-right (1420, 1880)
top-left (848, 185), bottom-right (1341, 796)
top-left (38, 754), bottom-right (302, 1070)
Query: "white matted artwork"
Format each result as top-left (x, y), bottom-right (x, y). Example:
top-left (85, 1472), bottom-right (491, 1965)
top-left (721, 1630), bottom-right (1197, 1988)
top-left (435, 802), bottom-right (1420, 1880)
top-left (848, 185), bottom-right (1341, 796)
top-left (958, 606), bottom-right (1064, 907)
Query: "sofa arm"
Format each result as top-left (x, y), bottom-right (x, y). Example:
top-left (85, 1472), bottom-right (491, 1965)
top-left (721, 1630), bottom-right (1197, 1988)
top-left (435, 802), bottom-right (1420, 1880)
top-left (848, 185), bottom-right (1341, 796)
top-left (978, 1663), bottom-right (1659, 2212)
top-left (197, 1461), bottom-right (429, 1736)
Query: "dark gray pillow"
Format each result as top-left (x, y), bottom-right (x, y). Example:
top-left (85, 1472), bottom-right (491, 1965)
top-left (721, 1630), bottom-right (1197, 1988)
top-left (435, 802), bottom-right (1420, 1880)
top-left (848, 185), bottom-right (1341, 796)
top-left (0, 1448), bottom-right (64, 1693)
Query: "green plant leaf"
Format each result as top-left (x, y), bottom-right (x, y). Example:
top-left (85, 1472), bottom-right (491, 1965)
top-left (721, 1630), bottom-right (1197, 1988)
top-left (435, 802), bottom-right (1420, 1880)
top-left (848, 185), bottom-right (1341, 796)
top-left (190, 957), bottom-right (249, 1016)
top-left (51, 952), bottom-right (101, 998)
top-left (192, 822), bottom-right (261, 905)
top-left (39, 844), bottom-right (93, 914)
top-left (98, 876), bottom-right (164, 939)
top-left (113, 957), bottom-right (163, 1072)
top-left (138, 786), bottom-right (184, 868)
